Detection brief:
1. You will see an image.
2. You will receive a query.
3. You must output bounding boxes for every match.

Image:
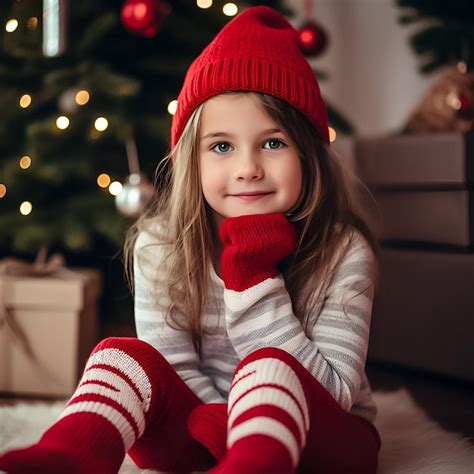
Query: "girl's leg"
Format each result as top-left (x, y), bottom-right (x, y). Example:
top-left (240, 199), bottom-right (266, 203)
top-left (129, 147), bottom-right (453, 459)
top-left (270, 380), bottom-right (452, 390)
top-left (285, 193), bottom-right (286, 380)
top-left (210, 347), bottom-right (380, 474)
top-left (0, 337), bottom-right (215, 474)
top-left (297, 376), bottom-right (380, 473)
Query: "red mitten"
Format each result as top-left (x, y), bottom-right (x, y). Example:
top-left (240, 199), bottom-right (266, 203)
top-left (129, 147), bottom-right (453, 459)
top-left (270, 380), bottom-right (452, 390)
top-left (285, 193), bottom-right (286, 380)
top-left (218, 213), bottom-right (298, 291)
top-left (187, 403), bottom-right (228, 462)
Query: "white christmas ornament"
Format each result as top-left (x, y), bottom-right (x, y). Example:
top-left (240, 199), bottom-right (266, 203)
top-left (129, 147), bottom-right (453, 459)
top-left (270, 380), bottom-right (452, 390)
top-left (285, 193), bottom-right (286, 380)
top-left (115, 173), bottom-right (154, 218)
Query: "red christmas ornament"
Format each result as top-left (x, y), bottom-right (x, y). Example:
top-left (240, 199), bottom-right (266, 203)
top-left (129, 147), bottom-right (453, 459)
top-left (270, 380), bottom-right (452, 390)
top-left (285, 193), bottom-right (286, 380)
top-left (121, 0), bottom-right (170, 38)
top-left (297, 20), bottom-right (328, 57)
top-left (457, 93), bottom-right (473, 120)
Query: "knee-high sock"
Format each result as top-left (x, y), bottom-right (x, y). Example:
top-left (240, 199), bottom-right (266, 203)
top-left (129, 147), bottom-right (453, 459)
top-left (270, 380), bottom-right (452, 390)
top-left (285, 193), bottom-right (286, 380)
top-left (0, 337), bottom-right (213, 474)
top-left (210, 347), bottom-right (313, 474)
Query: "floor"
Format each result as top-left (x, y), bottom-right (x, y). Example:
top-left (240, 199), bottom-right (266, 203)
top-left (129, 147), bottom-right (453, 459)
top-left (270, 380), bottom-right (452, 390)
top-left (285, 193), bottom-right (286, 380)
top-left (1, 322), bottom-right (473, 442)
top-left (366, 359), bottom-right (474, 440)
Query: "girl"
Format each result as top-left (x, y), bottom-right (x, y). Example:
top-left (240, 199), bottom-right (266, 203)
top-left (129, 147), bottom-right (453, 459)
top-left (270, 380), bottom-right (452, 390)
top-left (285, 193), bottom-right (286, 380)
top-left (0, 6), bottom-right (382, 474)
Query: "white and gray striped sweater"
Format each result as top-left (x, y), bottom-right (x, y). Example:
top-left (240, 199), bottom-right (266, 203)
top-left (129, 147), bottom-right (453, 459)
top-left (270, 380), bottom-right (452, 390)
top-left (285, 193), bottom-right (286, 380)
top-left (134, 227), bottom-right (378, 423)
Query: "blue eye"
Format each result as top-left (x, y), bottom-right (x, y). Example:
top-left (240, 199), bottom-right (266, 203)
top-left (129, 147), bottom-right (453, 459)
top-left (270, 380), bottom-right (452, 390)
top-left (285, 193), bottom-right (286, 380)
top-left (210, 138), bottom-right (286, 154)
top-left (210, 142), bottom-right (233, 154)
top-left (264, 139), bottom-right (285, 150)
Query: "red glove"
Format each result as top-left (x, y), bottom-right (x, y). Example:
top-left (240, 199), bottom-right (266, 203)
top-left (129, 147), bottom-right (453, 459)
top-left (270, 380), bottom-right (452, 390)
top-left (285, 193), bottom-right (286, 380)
top-left (187, 402), bottom-right (228, 462)
top-left (218, 213), bottom-right (298, 291)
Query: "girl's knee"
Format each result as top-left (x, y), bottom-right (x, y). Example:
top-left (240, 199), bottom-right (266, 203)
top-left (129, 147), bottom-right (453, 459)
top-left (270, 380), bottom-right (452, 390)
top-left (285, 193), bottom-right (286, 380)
top-left (237, 347), bottom-right (315, 387)
top-left (89, 337), bottom-right (170, 371)
top-left (93, 337), bottom-right (158, 354)
top-left (239, 346), bottom-right (297, 366)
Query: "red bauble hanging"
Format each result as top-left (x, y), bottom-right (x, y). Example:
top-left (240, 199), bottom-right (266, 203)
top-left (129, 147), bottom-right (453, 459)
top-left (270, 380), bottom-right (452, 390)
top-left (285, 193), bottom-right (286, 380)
top-left (121, 0), bottom-right (170, 38)
top-left (297, 20), bottom-right (328, 57)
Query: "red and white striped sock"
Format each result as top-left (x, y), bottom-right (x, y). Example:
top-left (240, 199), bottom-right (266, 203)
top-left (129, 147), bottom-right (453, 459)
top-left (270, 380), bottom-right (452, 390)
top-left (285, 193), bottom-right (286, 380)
top-left (209, 347), bottom-right (312, 474)
top-left (0, 337), bottom-right (210, 474)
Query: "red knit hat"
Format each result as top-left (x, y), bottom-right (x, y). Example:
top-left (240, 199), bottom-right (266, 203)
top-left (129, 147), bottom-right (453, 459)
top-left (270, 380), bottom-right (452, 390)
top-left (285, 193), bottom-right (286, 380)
top-left (170, 6), bottom-right (330, 149)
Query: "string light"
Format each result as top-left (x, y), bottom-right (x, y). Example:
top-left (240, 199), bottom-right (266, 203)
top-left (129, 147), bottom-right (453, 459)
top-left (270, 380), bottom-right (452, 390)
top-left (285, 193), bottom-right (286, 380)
top-left (94, 117), bottom-right (108, 131)
top-left (223, 3), bottom-right (238, 16)
top-left (5, 19), bottom-right (18, 33)
top-left (457, 60), bottom-right (467, 74)
top-left (75, 90), bottom-right (90, 105)
top-left (167, 99), bottom-right (177, 115)
top-left (445, 91), bottom-right (461, 110)
top-left (0, 184), bottom-right (6, 198)
top-left (329, 127), bottom-right (336, 143)
top-left (20, 201), bottom-right (33, 215)
top-left (56, 115), bottom-right (70, 129)
top-left (26, 17), bottom-right (38, 31)
top-left (118, 84), bottom-right (135, 96)
top-left (109, 181), bottom-right (122, 196)
top-left (19, 155), bottom-right (32, 169)
top-left (97, 173), bottom-right (111, 188)
top-left (19, 94), bottom-right (32, 108)
top-left (197, 0), bottom-right (212, 8)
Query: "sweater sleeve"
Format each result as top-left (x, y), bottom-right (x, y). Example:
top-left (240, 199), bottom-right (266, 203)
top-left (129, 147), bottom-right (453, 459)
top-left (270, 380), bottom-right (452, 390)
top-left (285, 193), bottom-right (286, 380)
top-left (223, 230), bottom-right (375, 412)
top-left (134, 229), bottom-right (226, 404)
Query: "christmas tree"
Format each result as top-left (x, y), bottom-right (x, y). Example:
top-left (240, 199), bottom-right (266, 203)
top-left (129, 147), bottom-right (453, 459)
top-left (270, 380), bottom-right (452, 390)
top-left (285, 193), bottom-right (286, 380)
top-left (396, 0), bottom-right (474, 73)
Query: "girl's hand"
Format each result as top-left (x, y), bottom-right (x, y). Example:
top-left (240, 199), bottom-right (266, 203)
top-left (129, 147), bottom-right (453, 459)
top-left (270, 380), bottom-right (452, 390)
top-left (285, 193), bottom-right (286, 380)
top-left (218, 213), bottom-right (298, 291)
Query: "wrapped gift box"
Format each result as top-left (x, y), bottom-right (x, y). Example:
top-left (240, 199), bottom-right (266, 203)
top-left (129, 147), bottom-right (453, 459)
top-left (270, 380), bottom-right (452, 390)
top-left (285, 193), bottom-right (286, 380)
top-left (368, 247), bottom-right (474, 382)
top-left (367, 189), bottom-right (473, 247)
top-left (355, 132), bottom-right (474, 248)
top-left (0, 267), bottom-right (101, 397)
top-left (355, 131), bottom-right (474, 187)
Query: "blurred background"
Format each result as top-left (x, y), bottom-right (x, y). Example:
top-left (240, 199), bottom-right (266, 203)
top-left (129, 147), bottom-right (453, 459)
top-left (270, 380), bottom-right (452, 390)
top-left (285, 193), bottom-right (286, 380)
top-left (0, 0), bottom-right (473, 441)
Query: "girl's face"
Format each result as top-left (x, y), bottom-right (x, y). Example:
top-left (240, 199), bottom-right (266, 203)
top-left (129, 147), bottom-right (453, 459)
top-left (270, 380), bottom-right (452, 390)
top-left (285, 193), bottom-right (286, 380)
top-left (199, 93), bottom-right (302, 230)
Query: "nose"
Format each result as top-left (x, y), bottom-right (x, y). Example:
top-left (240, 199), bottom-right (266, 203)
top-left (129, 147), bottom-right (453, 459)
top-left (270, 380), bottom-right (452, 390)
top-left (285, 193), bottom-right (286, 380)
top-left (235, 152), bottom-right (264, 181)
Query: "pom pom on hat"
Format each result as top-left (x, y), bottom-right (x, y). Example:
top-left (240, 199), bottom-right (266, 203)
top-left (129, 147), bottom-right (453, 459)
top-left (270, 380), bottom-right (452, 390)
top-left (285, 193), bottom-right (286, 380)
top-left (171, 6), bottom-right (330, 149)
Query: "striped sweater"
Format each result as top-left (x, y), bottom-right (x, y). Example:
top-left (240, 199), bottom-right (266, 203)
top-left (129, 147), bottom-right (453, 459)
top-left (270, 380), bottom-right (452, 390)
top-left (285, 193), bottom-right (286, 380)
top-left (134, 227), bottom-right (378, 423)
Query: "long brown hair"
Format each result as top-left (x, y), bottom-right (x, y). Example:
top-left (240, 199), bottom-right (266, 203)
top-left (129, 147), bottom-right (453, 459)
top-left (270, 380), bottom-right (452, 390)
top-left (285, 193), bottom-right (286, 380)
top-left (123, 91), bottom-right (381, 352)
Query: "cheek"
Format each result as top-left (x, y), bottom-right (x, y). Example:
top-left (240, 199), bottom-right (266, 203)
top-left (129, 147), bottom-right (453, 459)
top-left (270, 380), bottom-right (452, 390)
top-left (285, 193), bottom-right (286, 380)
top-left (200, 163), bottom-right (223, 200)
top-left (283, 161), bottom-right (303, 199)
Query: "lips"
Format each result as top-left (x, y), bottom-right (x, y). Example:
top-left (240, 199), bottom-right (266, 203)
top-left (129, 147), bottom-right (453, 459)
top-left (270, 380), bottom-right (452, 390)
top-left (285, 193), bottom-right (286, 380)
top-left (232, 191), bottom-right (272, 196)
top-left (232, 192), bottom-right (272, 201)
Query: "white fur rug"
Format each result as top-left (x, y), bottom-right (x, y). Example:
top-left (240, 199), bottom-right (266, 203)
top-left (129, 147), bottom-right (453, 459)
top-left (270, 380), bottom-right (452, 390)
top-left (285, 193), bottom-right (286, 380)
top-left (1, 388), bottom-right (473, 473)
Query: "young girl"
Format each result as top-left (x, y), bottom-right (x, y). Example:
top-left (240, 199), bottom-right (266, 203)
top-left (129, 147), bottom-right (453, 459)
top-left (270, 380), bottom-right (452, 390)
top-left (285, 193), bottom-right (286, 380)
top-left (0, 6), bottom-right (382, 474)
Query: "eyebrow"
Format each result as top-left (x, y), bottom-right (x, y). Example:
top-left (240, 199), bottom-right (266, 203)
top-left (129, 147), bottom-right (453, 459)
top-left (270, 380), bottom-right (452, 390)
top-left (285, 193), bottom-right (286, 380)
top-left (201, 128), bottom-right (285, 140)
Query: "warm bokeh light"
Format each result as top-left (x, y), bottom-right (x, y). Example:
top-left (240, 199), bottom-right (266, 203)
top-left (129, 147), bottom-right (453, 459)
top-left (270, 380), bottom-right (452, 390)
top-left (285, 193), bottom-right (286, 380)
top-left (445, 91), bottom-right (461, 110)
top-left (75, 90), bottom-right (90, 105)
top-left (329, 127), bottom-right (336, 143)
top-left (118, 84), bottom-right (135, 96)
top-left (20, 201), bottom-right (32, 215)
top-left (19, 155), bottom-right (32, 169)
top-left (19, 94), bottom-right (32, 108)
top-left (97, 173), bottom-right (111, 188)
top-left (109, 181), bottom-right (123, 196)
top-left (94, 117), bottom-right (108, 131)
top-left (0, 184), bottom-right (6, 198)
top-left (197, 0), bottom-right (212, 8)
top-left (223, 3), bottom-right (238, 16)
top-left (457, 60), bottom-right (467, 74)
top-left (5, 19), bottom-right (18, 33)
top-left (167, 99), bottom-right (178, 115)
top-left (26, 17), bottom-right (38, 31)
top-left (56, 115), bottom-right (70, 129)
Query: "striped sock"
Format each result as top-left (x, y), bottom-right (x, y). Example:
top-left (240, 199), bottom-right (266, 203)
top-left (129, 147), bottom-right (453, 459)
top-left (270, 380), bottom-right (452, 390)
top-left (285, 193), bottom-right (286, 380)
top-left (210, 348), bottom-right (311, 474)
top-left (0, 337), bottom-right (180, 474)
